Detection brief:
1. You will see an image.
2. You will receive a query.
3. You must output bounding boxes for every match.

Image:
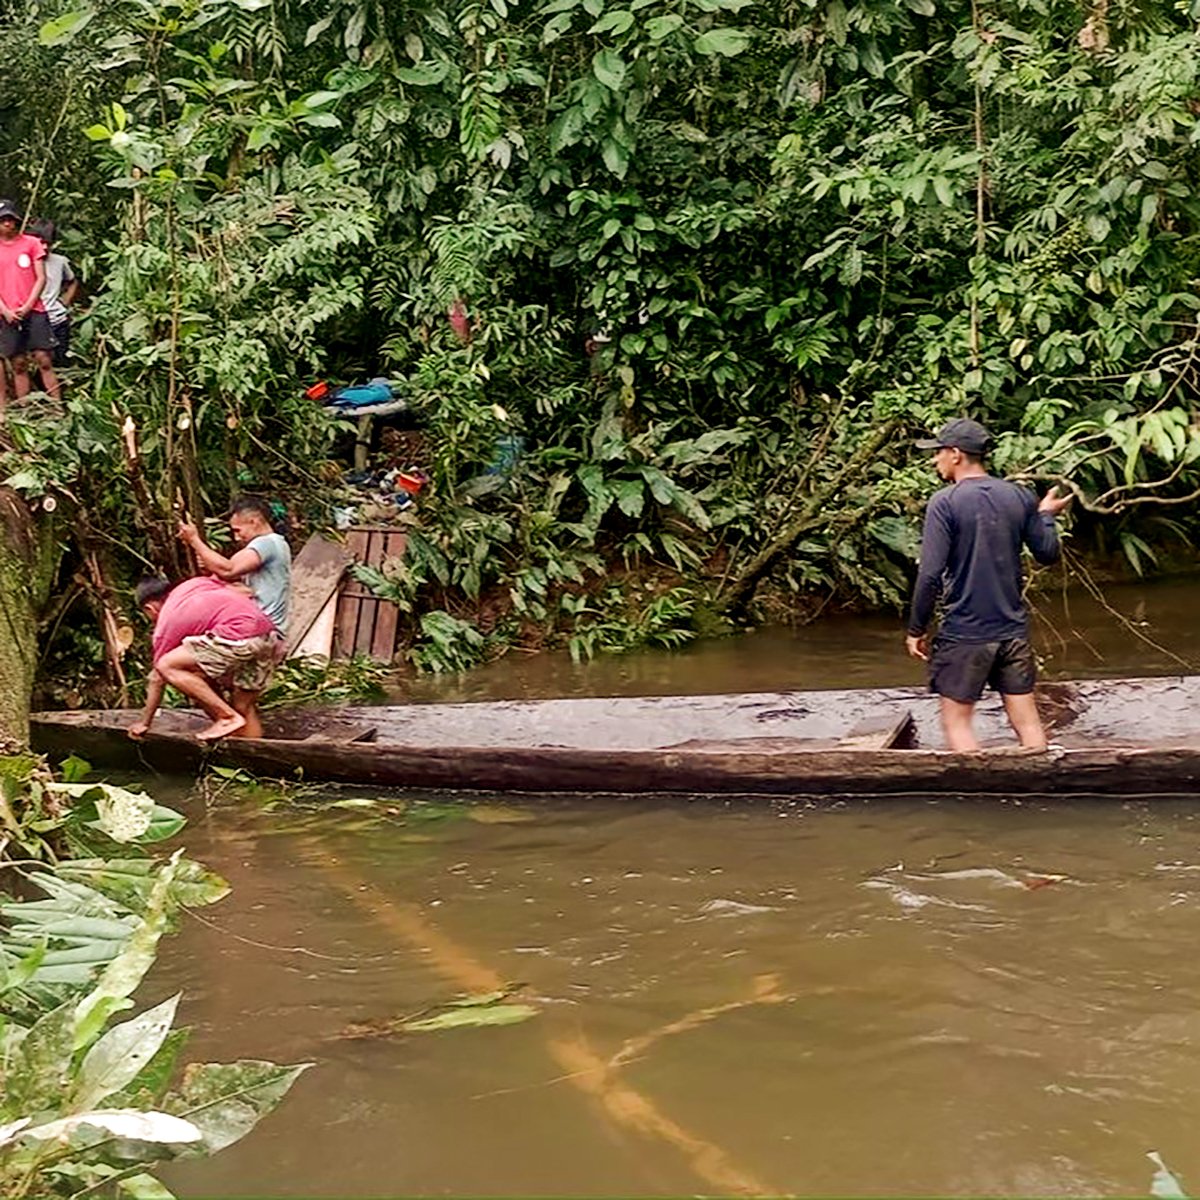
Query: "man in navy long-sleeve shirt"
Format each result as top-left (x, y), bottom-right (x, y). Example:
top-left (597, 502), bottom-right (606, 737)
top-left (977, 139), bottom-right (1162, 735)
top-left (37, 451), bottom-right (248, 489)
top-left (906, 418), bottom-right (1072, 751)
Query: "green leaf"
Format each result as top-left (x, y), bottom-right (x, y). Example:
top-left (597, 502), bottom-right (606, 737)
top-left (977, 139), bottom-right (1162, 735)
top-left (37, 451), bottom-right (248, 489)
top-left (39, 8), bottom-right (94, 46)
top-left (1148, 1152), bottom-right (1188, 1200)
top-left (612, 478), bottom-right (646, 517)
top-left (1084, 212), bottom-right (1110, 243)
top-left (117, 1175), bottom-right (176, 1200)
top-left (601, 136), bottom-right (629, 177)
top-left (49, 781), bottom-right (155, 843)
top-left (589, 9), bottom-right (634, 33)
top-left (4, 469), bottom-right (44, 495)
top-left (164, 1061), bottom-right (312, 1155)
top-left (3, 999), bottom-right (77, 1118)
top-left (72, 994), bottom-right (181, 1111)
top-left (73, 853), bottom-right (186, 1046)
top-left (693, 27), bottom-right (752, 55)
top-left (396, 60), bottom-right (451, 86)
top-left (107, 1028), bottom-right (190, 1110)
top-left (12, 1108), bottom-right (202, 1151)
top-left (56, 859), bottom-right (230, 912)
top-left (549, 104), bottom-right (586, 153)
top-left (59, 755), bottom-right (92, 784)
top-left (645, 13), bottom-right (684, 37)
top-left (84, 124), bottom-right (113, 142)
top-left (300, 112), bottom-right (342, 128)
top-left (592, 49), bottom-right (628, 90)
top-left (403, 1004), bottom-right (537, 1031)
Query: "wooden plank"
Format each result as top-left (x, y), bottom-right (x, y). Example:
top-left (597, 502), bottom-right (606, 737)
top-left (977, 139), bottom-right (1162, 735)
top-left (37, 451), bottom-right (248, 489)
top-left (352, 528), bottom-right (381, 656)
top-left (335, 528), bottom-right (371, 659)
top-left (368, 529), bottom-right (408, 662)
top-left (285, 534), bottom-right (352, 657)
top-left (837, 710), bottom-right (915, 750)
top-left (301, 724), bottom-right (379, 744)
top-left (293, 592), bottom-right (337, 661)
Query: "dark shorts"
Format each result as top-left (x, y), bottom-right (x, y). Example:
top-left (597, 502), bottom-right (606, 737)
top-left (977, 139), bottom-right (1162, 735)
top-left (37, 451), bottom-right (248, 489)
top-left (929, 637), bottom-right (1036, 704)
top-left (50, 318), bottom-right (70, 366)
top-left (0, 312), bottom-right (54, 359)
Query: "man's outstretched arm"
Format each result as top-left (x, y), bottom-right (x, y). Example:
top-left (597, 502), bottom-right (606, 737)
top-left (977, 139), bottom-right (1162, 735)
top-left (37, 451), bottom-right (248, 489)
top-left (179, 521), bottom-right (262, 581)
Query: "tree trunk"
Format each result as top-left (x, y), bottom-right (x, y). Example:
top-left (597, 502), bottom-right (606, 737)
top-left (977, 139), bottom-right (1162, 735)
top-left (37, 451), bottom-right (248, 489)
top-left (715, 419), bottom-right (900, 621)
top-left (0, 488), bottom-right (60, 748)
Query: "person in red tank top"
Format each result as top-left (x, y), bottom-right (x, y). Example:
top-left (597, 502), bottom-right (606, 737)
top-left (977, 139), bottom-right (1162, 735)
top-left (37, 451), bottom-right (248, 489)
top-left (129, 577), bottom-right (280, 742)
top-left (0, 200), bottom-right (59, 415)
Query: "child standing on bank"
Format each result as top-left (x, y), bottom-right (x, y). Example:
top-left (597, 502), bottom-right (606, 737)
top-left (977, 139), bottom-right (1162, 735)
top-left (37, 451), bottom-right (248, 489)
top-left (0, 200), bottom-right (59, 414)
top-left (29, 220), bottom-right (77, 368)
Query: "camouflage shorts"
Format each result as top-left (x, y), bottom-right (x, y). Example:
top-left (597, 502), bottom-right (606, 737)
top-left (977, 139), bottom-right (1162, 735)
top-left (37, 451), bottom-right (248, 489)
top-left (183, 632), bottom-right (278, 693)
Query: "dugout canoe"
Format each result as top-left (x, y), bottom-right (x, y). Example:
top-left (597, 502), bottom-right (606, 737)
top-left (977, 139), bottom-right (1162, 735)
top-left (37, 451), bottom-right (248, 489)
top-left (29, 675), bottom-right (1200, 796)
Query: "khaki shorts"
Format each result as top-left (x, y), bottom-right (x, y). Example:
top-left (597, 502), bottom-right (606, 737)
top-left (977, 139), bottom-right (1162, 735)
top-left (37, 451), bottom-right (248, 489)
top-left (183, 632), bottom-right (278, 693)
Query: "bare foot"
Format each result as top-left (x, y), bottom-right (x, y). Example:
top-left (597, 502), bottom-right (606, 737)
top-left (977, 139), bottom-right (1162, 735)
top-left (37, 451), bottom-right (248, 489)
top-left (196, 713), bottom-right (246, 742)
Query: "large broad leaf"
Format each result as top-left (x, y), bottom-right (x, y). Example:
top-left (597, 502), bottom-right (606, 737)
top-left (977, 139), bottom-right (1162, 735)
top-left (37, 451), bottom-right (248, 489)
top-left (164, 1061), bottom-right (312, 1155)
top-left (693, 27), bottom-right (752, 55)
top-left (645, 13), bottom-right (683, 38)
top-left (10, 1108), bottom-right (201, 1152)
top-left (1, 999), bottom-right (77, 1120)
top-left (592, 49), bottom-right (627, 90)
top-left (105, 1028), bottom-right (190, 1111)
top-left (73, 853), bottom-right (184, 1048)
top-left (612, 478), bottom-right (646, 518)
top-left (38, 7), bottom-right (94, 45)
top-left (1, 877), bottom-right (138, 1006)
top-left (403, 1004), bottom-right (537, 1031)
top-left (395, 60), bottom-right (450, 86)
top-left (72, 994), bottom-right (181, 1112)
top-left (56, 859), bottom-right (230, 912)
top-left (117, 1175), bottom-right (176, 1200)
top-left (868, 515), bottom-right (920, 560)
top-left (52, 780), bottom-right (153, 839)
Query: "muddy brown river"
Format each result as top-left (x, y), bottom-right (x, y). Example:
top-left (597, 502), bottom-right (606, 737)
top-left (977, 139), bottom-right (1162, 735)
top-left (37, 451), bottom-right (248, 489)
top-left (140, 577), bottom-right (1200, 1197)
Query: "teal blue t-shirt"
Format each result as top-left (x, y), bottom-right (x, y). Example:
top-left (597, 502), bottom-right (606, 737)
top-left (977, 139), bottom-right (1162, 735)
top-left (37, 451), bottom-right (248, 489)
top-left (245, 532), bottom-right (291, 634)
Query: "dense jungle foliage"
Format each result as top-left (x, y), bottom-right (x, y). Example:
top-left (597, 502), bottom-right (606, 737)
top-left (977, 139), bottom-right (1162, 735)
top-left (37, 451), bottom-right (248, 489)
top-left (1, 0), bottom-right (1199, 703)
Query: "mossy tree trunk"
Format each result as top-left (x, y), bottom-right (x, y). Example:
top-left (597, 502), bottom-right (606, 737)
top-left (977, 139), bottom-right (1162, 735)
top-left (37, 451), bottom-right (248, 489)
top-left (0, 488), bottom-right (59, 749)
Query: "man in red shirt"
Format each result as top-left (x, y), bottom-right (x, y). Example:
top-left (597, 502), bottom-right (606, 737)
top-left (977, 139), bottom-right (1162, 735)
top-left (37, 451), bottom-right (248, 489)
top-left (0, 199), bottom-right (59, 413)
top-left (129, 576), bottom-right (279, 742)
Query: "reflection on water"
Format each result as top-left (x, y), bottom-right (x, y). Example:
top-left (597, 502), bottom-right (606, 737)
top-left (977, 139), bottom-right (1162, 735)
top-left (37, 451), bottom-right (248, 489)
top-left (155, 789), bottom-right (1200, 1198)
top-left (401, 575), bottom-right (1200, 704)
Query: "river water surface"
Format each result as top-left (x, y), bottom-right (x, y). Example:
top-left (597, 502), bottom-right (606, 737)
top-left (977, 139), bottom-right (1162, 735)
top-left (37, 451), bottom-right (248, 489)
top-left (141, 577), bottom-right (1200, 1197)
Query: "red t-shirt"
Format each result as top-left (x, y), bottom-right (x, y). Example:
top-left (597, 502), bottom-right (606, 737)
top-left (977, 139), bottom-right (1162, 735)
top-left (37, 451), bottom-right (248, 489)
top-left (0, 234), bottom-right (46, 313)
top-left (152, 577), bottom-right (276, 664)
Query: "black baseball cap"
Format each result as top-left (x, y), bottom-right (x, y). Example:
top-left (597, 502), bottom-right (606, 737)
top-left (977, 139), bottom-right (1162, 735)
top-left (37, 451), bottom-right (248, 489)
top-left (0, 200), bottom-right (20, 222)
top-left (915, 418), bottom-right (991, 456)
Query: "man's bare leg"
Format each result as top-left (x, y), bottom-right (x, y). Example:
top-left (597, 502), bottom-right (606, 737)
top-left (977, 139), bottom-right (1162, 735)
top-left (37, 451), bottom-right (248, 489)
top-left (0, 358), bottom-right (8, 420)
top-left (1002, 692), bottom-right (1048, 751)
top-left (32, 349), bottom-right (59, 399)
top-left (939, 696), bottom-right (981, 751)
top-left (229, 688), bottom-right (263, 739)
top-left (155, 646), bottom-right (246, 740)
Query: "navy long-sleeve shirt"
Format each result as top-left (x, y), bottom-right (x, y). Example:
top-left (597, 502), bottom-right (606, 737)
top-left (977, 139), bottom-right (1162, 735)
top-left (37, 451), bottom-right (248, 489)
top-left (907, 476), bottom-right (1061, 642)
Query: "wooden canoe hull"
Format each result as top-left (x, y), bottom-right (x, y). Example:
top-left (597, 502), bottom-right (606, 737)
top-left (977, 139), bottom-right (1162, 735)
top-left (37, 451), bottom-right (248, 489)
top-left (29, 677), bottom-right (1200, 796)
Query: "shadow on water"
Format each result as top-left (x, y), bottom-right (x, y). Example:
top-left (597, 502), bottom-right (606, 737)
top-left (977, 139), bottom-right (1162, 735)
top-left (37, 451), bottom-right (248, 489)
top-left (137, 575), bottom-right (1200, 1197)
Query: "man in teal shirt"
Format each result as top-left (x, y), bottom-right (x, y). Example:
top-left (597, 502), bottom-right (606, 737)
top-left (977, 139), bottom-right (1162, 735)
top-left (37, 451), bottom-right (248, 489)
top-left (179, 496), bottom-right (291, 636)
